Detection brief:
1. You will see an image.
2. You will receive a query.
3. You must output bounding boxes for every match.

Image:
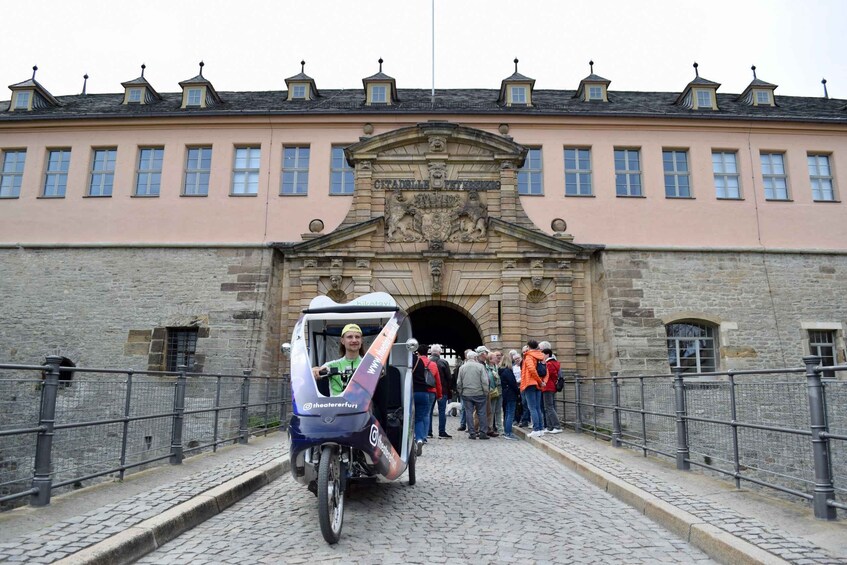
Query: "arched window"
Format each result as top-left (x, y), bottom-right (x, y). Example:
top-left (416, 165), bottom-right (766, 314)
top-left (666, 320), bottom-right (718, 374)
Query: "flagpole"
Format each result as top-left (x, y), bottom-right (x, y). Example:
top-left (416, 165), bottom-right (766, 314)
top-left (431, 0), bottom-right (435, 107)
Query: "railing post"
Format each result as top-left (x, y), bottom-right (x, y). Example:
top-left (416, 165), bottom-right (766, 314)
top-left (728, 371), bottom-right (741, 489)
top-left (169, 365), bottom-right (187, 465)
top-left (118, 371), bottom-right (133, 480)
top-left (673, 366), bottom-right (691, 471)
top-left (239, 369), bottom-right (251, 444)
top-left (573, 374), bottom-right (582, 433)
top-left (263, 377), bottom-right (271, 436)
top-left (610, 371), bottom-right (622, 448)
top-left (279, 376), bottom-right (287, 428)
top-left (212, 375), bottom-right (222, 452)
top-left (803, 355), bottom-right (837, 520)
top-left (30, 355), bottom-right (62, 507)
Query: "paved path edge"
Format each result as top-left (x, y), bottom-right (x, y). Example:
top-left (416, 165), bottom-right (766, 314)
top-left (514, 428), bottom-right (790, 565)
top-left (51, 458), bottom-right (290, 565)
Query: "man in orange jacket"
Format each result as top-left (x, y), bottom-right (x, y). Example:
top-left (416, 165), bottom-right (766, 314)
top-left (520, 340), bottom-right (547, 437)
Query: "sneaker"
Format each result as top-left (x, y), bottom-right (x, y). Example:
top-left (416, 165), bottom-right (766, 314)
top-left (548, 428), bottom-right (563, 434)
top-left (517, 423), bottom-right (530, 428)
top-left (503, 434), bottom-right (518, 440)
top-left (438, 433), bottom-right (453, 439)
top-left (528, 430), bottom-right (545, 438)
top-left (427, 433), bottom-right (434, 438)
top-left (468, 434), bottom-right (477, 440)
top-left (487, 431), bottom-right (499, 437)
top-left (415, 440), bottom-right (423, 456)
top-left (457, 425), bottom-right (467, 432)
top-left (479, 434), bottom-right (490, 440)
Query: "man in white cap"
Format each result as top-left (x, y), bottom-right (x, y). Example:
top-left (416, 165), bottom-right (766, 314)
top-left (311, 323), bottom-right (364, 396)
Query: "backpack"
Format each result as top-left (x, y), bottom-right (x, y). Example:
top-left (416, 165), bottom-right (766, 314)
top-left (556, 374), bottom-right (565, 392)
top-left (536, 359), bottom-right (547, 378)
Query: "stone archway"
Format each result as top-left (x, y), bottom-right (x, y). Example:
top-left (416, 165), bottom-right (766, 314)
top-left (407, 301), bottom-right (483, 355)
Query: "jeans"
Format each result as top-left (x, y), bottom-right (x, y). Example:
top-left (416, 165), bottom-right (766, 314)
top-left (522, 386), bottom-right (544, 432)
top-left (542, 391), bottom-right (561, 429)
top-left (462, 395), bottom-right (489, 437)
top-left (429, 395), bottom-right (448, 435)
top-left (503, 397), bottom-right (517, 437)
top-left (414, 391), bottom-right (435, 442)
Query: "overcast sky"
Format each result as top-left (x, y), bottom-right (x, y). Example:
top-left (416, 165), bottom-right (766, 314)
top-left (2, 0), bottom-right (845, 100)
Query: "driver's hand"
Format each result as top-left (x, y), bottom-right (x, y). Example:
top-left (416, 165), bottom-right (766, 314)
top-left (311, 366), bottom-right (325, 379)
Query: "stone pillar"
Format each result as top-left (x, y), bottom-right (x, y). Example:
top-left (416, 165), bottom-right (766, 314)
top-left (500, 260), bottom-right (523, 348)
top-left (555, 261), bottom-right (577, 371)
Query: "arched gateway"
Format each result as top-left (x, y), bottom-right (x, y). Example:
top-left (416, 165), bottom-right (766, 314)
top-left (275, 122), bottom-right (600, 374)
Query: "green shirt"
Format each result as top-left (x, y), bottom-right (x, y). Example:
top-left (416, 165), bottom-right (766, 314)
top-left (322, 356), bottom-right (362, 396)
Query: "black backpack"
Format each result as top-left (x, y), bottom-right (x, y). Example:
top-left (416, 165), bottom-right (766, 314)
top-left (536, 359), bottom-right (547, 378)
top-left (556, 374), bottom-right (565, 392)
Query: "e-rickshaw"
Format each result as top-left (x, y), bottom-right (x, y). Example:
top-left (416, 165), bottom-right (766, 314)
top-left (282, 292), bottom-right (417, 544)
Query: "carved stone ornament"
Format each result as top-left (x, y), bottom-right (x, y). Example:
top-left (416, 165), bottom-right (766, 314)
top-left (330, 258), bottom-right (343, 269)
top-left (385, 190), bottom-right (489, 243)
top-left (532, 275), bottom-right (543, 290)
top-left (430, 259), bottom-right (444, 295)
top-left (527, 289), bottom-right (546, 304)
top-left (429, 239), bottom-right (444, 251)
top-left (558, 260), bottom-right (571, 270)
top-left (303, 259), bottom-right (318, 269)
top-left (503, 260), bottom-right (516, 269)
top-left (499, 160), bottom-right (516, 170)
top-left (329, 274), bottom-right (342, 291)
top-left (428, 135), bottom-right (447, 153)
top-left (356, 259), bottom-right (370, 269)
top-left (358, 160), bottom-right (372, 172)
top-left (428, 161), bottom-right (447, 189)
top-left (531, 260), bottom-right (544, 270)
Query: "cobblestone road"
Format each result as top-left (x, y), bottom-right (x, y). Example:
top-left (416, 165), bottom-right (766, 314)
top-left (140, 422), bottom-right (716, 564)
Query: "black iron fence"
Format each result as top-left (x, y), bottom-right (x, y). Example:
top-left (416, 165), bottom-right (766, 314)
top-left (557, 356), bottom-right (845, 520)
top-left (0, 356), bottom-right (290, 509)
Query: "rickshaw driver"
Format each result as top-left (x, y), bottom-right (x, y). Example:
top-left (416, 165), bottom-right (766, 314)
top-left (311, 323), bottom-right (365, 396)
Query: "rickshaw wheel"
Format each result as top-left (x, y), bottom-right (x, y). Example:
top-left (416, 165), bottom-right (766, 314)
top-left (407, 447), bottom-right (416, 486)
top-left (317, 445), bottom-right (344, 544)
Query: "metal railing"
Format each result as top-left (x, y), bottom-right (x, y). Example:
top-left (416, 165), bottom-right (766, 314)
top-left (0, 356), bottom-right (290, 509)
top-left (557, 356), bottom-right (845, 520)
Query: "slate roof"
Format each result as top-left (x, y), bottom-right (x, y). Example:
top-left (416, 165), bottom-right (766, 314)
top-left (1, 87), bottom-right (845, 124)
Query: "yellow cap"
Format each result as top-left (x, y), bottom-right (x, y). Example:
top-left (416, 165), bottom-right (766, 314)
top-left (341, 323), bottom-right (362, 337)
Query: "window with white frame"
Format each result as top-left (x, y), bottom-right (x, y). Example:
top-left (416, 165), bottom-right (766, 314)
top-left (564, 148), bottom-right (592, 196)
top-left (135, 147), bottom-right (164, 196)
top-left (371, 85), bottom-right (387, 103)
top-left (808, 154), bottom-right (835, 201)
top-left (614, 148), bottom-right (642, 196)
top-left (128, 88), bottom-right (142, 103)
top-left (667, 320), bottom-right (718, 374)
top-left (184, 146), bottom-right (212, 196)
top-left (712, 151), bottom-right (741, 199)
top-left (292, 84), bottom-right (306, 99)
top-left (809, 330), bottom-right (836, 368)
top-left (696, 90), bottom-right (712, 108)
top-left (588, 86), bottom-right (603, 100)
top-left (663, 150), bottom-right (691, 198)
top-left (231, 147), bottom-right (260, 195)
top-left (88, 148), bottom-right (117, 197)
top-left (0, 149), bottom-right (26, 198)
top-left (186, 88), bottom-right (202, 107)
top-left (13, 91), bottom-right (31, 110)
top-left (755, 90), bottom-right (771, 105)
top-left (761, 152), bottom-right (789, 200)
top-left (281, 146), bottom-right (310, 195)
top-left (511, 86), bottom-right (527, 104)
top-left (330, 146), bottom-right (354, 195)
top-left (518, 148), bottom-right (543, 195)
top-left (43, 149), bottom-right (71, 197)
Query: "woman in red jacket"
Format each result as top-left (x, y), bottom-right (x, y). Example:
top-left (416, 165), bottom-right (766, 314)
top-left (540, 345), bottom-right (563, 434)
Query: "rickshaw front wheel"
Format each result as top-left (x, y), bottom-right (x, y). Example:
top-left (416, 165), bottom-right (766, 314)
top-left (317, 445), bottom-right (344, 544)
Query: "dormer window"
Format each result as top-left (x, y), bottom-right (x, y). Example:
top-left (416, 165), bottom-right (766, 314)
top-left (574, 61), bottom-right (611, 103)
top-left (371, 85), bottom-right (387, 103)
top-left (127, 88), bottom-right (142, 103)
top-left (13, 91), bottom-right (30, 110)
top-left (285, 61), bottom-right (320, 102)
top-left (186, 88), bottom-right (202, 107)
top-left (292, 84), bottom-right (307, 99)
top-left (696, 90), bottom-right (713, 109)
top-left (588, 86), bottom-right (603, 100)
top-left (738, 66), bottom-right (777, 108)
top-left (755, 90), bottom-right (770, 105)
top-left (121, 65), bottom-right (163, 106)
top-left (511, 86), bottom-right (527, 104)
top-left (676, 63), bottom-right (720, 110)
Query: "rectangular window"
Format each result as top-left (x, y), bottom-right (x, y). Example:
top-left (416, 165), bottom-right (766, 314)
top-left (14, 91), bottom-right (30, 110)
top-left (292, 84), bottom-right (306, 99)
top-left (88, 148), bottom-right (117, 196)
top-left (696, 90), bottom-right (712, 108)
top-left (761, 152), bottom-right (789, 200)
top-left (511, 86), bottom-right (527, 104)
top-left (663, 150), bottom-right (691, 198)
top-left (809, 330), bottom-right (836, 368)
top-left (184, 146), bottom-right (212, 196)
top-left (135, 147), bottom-right (164, 196)
top-left (166, 328), bottom-right (198, 372)
top-left (330, 146), bottom-right (354, 195)
top-left (518, 148), bottom-right (543, 195)
top-left (588, 86), bottom-right (603, 100)
top-left (231, 146), bottom-right (260, 195)
top-left (186, 88), bottom-right (202, 106)
top-left (43, 149), bottom-right (71, 197)
top-left (756, 90), bottom-right (770, 105)
top-left (128, 88), bottom-right (142, 103)
top-left (712, 151), bottom-right (741, 199)
top-left (667, 322), bottom-right (717, 373)
top-left (0, 149), bottom-right (26, 198)
top-left (281, 146), bottom-right (310, 195)
top-left (371, 85), bottom-right (387, 103)
top-left (564, 148), bottom-right (592, 196)
top-left (808, 154), bottom-right (835, 201)
top-left (614, 148), bottom-right (642, 196)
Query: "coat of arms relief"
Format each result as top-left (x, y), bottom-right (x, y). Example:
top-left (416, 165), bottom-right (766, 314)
top-left (386, 189), bottom-right (488, 243)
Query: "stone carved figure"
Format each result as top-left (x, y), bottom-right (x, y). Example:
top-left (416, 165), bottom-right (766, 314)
top-left (428, 161), bottom-right (447, 189)
top-left (329, 274), bottom-right (342, 291)
top-left (430, 259), bottom-right (443, 295)
top-left (428, 135), bottom-right (446, 153)
top-left (386, 191), bottom-right (422, 242)
top-left (450, 191), bottom-right (488, 242)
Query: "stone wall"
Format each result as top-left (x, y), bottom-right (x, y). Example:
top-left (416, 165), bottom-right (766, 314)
top-left (596, 250), bottom-right (847, 376)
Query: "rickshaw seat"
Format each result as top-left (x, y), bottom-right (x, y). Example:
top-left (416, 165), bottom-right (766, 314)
top-left (374, 365), bottom-right (404, 450)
